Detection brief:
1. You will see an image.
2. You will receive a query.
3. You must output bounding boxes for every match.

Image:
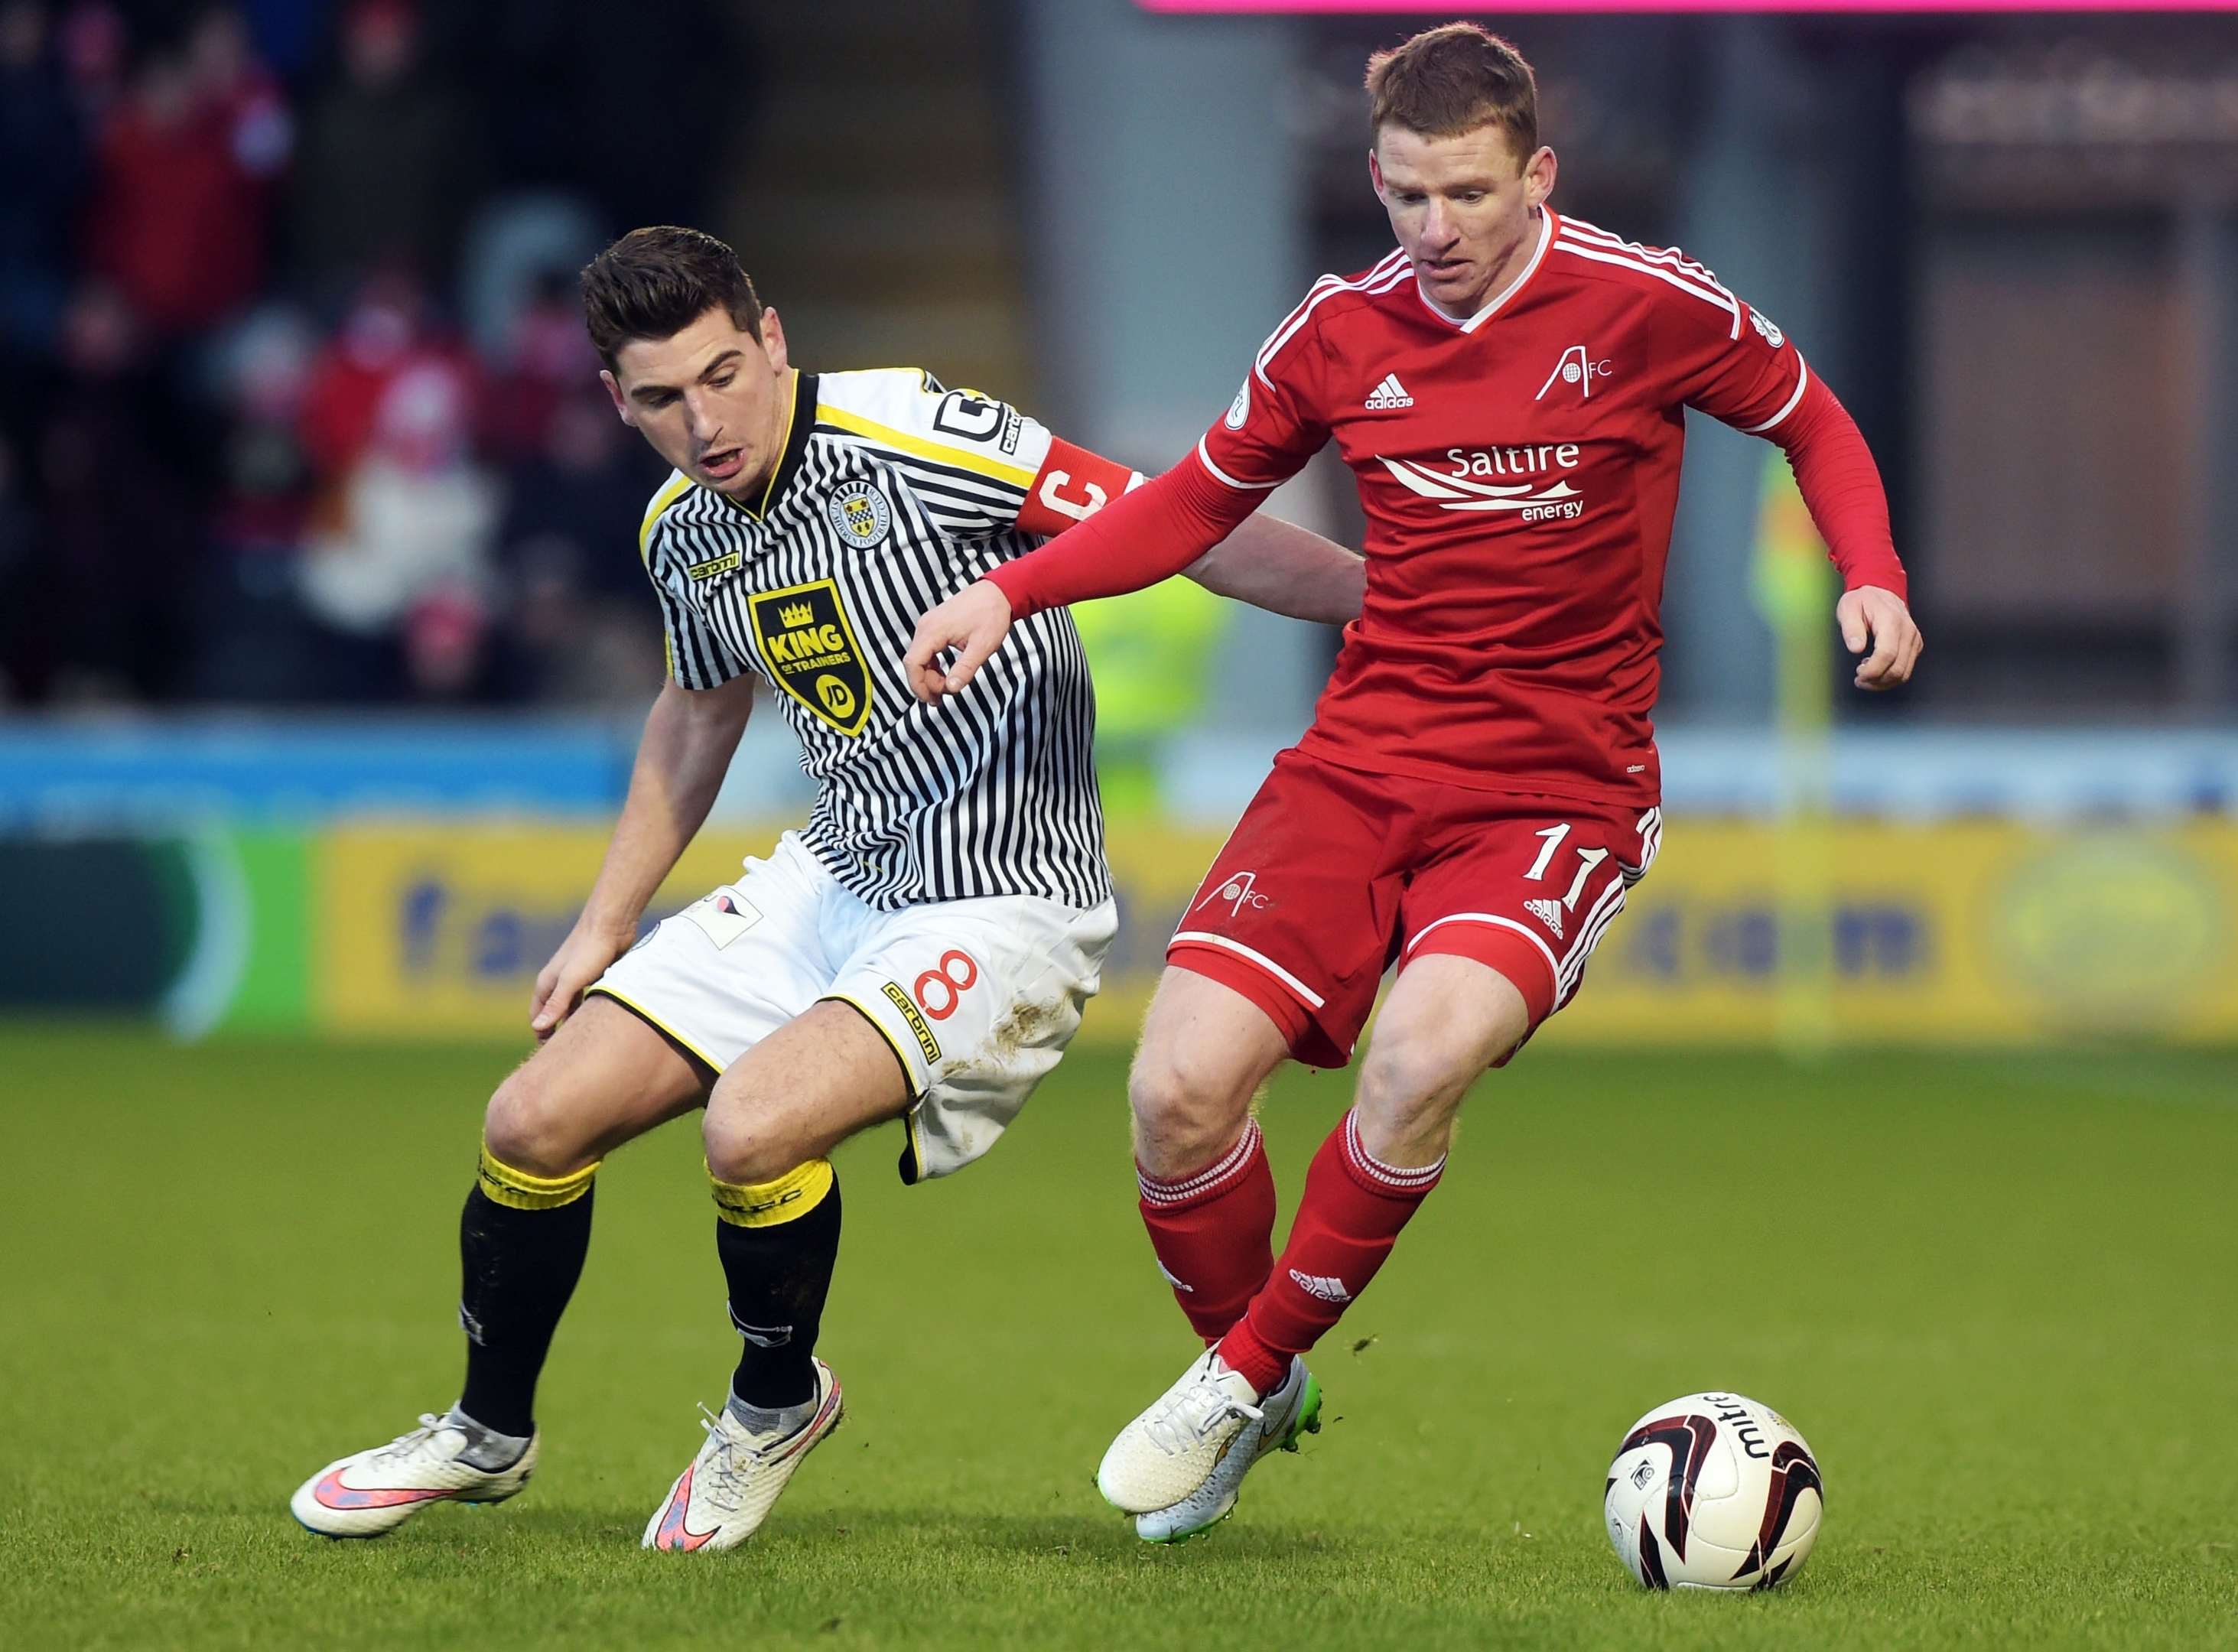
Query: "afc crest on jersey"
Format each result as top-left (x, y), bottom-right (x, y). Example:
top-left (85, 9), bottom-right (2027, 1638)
top-left (1535, 344), bottom-right (1612, 402)
top-left (826, 483), bottom-right (893, 549)
top-left (1748, 309), bottom-right (1786, 348)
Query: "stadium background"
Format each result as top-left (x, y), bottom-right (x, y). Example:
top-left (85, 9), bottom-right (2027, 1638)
top-left (6, 0), bottom-right (2238, 1042)
top-left (2, 2), bottom-right (2235, 1647)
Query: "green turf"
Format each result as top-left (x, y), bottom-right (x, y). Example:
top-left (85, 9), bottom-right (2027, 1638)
top-left (2, 1026), bottom-right (2233, 1649)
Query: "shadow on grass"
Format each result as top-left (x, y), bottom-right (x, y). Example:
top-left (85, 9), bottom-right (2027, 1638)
top-left (356, 1499), bottom-right (1365, 1569)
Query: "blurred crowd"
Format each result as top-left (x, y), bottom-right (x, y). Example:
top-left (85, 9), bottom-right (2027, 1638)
top-left (0, 0), bottom-right (746, 707)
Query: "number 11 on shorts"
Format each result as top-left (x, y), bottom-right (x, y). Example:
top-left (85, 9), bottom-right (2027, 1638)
top-left (1524, 824), bottom-right (1570, 880)
top-left (1524, 824), bottom-right (1609, 914)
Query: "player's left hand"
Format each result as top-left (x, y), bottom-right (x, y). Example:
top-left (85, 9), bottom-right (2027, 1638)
top-left (530, 915), bottom-right (638, 1039)
top-left (1837, 585), bottom-right (1922, 690)
top-left (905, 579), bottom-right (1013, 701)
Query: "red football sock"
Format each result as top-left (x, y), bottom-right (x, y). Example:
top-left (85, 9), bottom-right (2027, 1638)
top-left (1137, 1117), bottom-right (1277, 1345)
top-left (1217, 1110), bottom-right (1443, 1396)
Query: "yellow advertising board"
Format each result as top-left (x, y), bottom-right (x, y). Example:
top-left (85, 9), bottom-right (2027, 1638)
top-left (317, 824), bottom-right (787, 1036)
top-left (309, 817), bottom-right (2238, 1046)
top-left (1544, 818), bottom-right (2238, 1046)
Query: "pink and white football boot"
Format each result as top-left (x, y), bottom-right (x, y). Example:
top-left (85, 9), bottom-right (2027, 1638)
top-left (291, 1408), bottom-right (537, 1538)
top-left (642, 1359), bottom-right (844, 1553)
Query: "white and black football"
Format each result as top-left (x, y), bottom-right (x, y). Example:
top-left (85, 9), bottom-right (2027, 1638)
top-left (1603, 1391), bottom-right (1823, 1590)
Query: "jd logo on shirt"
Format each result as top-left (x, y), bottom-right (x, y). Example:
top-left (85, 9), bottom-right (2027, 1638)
top-left (750, 578), bottom-right (873, 736)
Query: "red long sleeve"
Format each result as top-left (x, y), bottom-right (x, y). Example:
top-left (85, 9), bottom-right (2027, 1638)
top-left (985, 450), bottom-right (1258, 620)
top-left (1767, 374), bottom-right (1907, 601)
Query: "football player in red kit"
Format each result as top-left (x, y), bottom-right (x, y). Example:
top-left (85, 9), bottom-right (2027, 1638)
top-left (907, 22), bottom-right (1922, 1542)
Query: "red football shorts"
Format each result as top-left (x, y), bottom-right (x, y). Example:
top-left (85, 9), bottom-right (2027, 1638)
top-left (1166, 750), bottom-right (1662, 1068)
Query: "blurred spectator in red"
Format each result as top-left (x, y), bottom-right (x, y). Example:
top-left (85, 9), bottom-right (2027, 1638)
top-left (36, 281), bottom-right (203, 701)
top-left (298, 266), bottom-right (420, 478)
top-left (290, 0), bottom-right (480, 302)
top-left (299, 343), bottom-right (498, 700)
top-left (298, 266), bottom-right (480, 477)
top-left (80, 5), bottom-right (289, 340)
top-left (0, 0), bottom-right (87, 357)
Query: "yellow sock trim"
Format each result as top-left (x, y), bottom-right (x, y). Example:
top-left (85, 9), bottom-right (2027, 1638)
top-left (477, 1141), bottom-right (599, 1211)
top-left (710, 1158), bottom-right (834, 1228)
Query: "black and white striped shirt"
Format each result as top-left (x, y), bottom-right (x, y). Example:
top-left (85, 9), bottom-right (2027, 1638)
top-left (640, 367), bottom-right (1108, 912)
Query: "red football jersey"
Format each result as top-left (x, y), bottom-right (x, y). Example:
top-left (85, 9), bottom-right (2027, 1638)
top-left (1202, 209), bottom-right (1826, 807)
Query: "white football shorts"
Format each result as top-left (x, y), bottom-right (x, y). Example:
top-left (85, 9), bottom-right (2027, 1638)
top-left (589, 831), bottom-right (1117, 1182)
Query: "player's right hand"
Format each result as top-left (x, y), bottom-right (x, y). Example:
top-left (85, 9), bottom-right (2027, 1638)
top-left (904, 579), bottom-right (1013, 702)
top-left (530, 916), bottom-right (639, 1039)
top-left (1837, 584), bottom-right (1924, 691)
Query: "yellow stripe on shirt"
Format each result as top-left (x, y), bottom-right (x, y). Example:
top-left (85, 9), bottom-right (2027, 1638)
top-left (639, 471), bottom-right (694, 562)
top-left (816, 403), bottom-right (1039, 490)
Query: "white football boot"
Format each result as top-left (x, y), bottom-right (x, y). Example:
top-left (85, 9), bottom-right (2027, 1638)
top-left (642, 1359), bottom-right (844, 1553)
top-left (1134, 1354), bottom-right (1322, 1543)
top-left (1096, 1348), bottom-right (1321, 1528)
top-left (291, 1409), bottom-right (537, 1538)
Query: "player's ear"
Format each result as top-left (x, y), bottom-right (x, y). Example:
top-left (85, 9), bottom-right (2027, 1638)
top-left (600, 368), bottom-right (638, 428)
top-left (757, 307), bottom-right (789, 375)
top-left (1523, 145), bottom-right (1557, 210)
top-left (1368, 147), bottom-right (1387, 201)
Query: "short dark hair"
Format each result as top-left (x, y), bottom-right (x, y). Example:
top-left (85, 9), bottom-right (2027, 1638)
top-left (580, 226), bottom-right (763, 372)
top-left (1365, 23), bottom-right (1537, 160)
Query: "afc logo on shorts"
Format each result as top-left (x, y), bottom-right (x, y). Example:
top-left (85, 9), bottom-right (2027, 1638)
top-left (1195, 870), bottom-right (1272, 918)
top-left (750, 578), bottom-right (873, 736)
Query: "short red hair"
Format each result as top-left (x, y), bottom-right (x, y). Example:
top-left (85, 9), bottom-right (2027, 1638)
top-left (1365, 23), bottom-right (1538, 161)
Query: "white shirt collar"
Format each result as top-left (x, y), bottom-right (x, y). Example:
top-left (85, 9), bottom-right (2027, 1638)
top-left (1415, 207), bottom-right (1557, 335)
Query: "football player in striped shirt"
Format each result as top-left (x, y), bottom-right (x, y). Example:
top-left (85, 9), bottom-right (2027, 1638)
top-left (909, 24), bottom-right (1922, 1541)
top-left (288, 227), bottom-right (1366, 1551)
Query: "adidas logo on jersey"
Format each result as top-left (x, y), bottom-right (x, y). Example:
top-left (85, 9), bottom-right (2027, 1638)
top-left (1364, 372), bottom-right (1413, 410)
top-left (1289, 1269), bottom-right (1352, 1304)
top-left (1524, 897), bottom-right (1566, 939)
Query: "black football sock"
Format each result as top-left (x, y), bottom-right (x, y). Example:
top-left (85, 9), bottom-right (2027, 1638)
top-left (710, 1159), bottom-right (842, 1411)
top-left (456, 1143), bottom-right (598, 1440)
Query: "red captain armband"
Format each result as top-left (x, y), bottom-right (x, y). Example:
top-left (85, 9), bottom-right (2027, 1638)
top-left (1017, 437), bottom-right (1141, 538)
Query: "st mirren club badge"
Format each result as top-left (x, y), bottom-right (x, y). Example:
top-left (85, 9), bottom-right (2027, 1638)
top-left (825, 483), bottom-right (893, 549)
top-left (750, 578), bottom-right (873, 735)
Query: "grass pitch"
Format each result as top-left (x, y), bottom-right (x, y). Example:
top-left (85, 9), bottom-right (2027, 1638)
top-left (1, 1026), bottom-right (2233, 1650)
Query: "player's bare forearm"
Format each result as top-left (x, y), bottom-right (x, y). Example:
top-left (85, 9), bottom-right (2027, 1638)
top-left (1186, 512), bottom-right (1365, 625)
top-left (531, 676), bottom-right (754, 1033)
top-left (587, 677), bottom-right (753, 926)
top-left (1836, 585), bottom-right (1924, 690)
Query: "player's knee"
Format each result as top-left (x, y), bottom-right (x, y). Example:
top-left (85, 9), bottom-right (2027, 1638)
top-left (1128, 1050), bottom-right (1247, 1176)
top-left (701, 1107), bottom-right (792, 1188)
top-left (483, 1061), bottom-right (590, 1179)
top-left (1355, 1032), bottom-right (1483, 1123)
